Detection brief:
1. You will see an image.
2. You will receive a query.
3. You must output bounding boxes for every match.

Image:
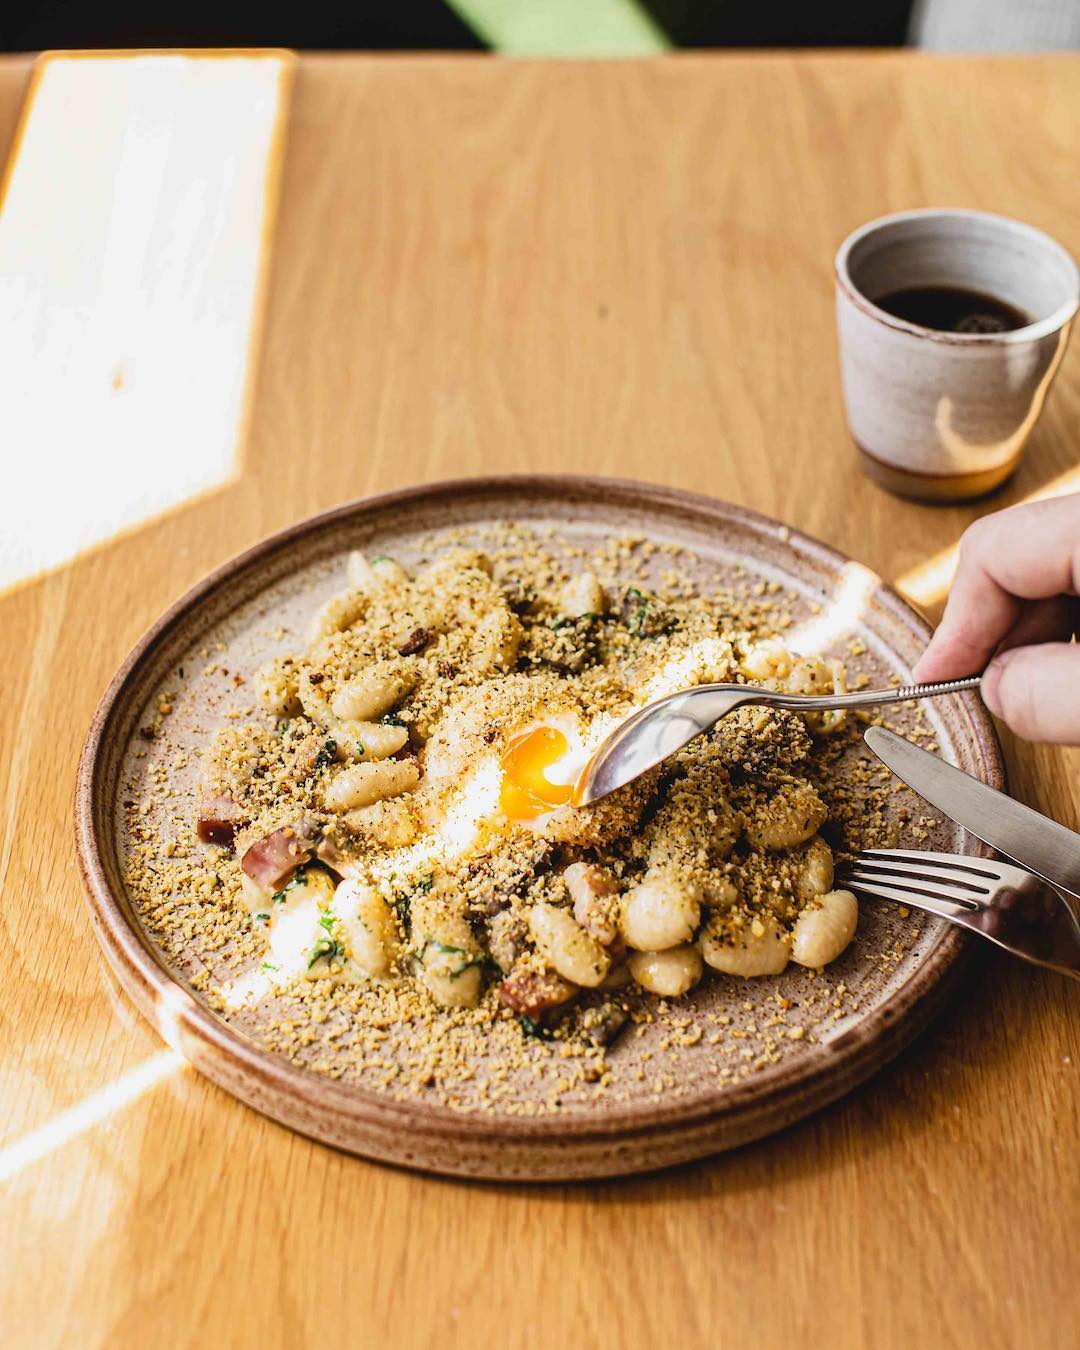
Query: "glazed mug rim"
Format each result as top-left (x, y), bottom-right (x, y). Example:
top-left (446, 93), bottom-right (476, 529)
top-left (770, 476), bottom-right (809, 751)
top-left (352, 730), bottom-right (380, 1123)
top-left (835, 207), bottom-right (1080, 347)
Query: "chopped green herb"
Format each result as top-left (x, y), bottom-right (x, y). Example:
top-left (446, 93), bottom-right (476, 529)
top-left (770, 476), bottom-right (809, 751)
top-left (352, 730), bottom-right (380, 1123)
top-left (416, 935), bottom-right (483, 979)
top-left (549, 612), bottom-right (602, 631)
top-left (517, 1014), bottom-right (556, 1040)
top-left (381, 713), bottom-right (406, 728)
top-left (390, 885), bottom-right (412, 924)
top-left (260, 961), bottom-right (279, 974)
top-left (272, 865), bottom-right (311, 904)
top-left (307, 936), bottom-right (346, 969)
top-left (370, 554), bottom-right (391, 564)
top-left (314, 737), bottom-right (337, 771)
top-left (356, 742), bottom-right (365, 757)
top-left (254, 911), bottom-right (270, 925)
top-left (620, 586), bottom-right (677, 639)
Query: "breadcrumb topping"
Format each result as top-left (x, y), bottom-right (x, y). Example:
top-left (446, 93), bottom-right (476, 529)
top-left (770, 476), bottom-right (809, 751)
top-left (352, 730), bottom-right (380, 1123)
top-left (120, 523), bottom-right (943, 1115)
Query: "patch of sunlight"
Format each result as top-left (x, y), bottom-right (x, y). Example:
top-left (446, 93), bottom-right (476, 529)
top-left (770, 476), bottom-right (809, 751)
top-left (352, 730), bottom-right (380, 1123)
top-left (0, 1049), bottom-right (184, 1183)
top-left (0, 51), bottom-right (292, 591)
top-left (896, 462), bottom-right (1080, 611)
top-left (224, 757), bottom-right (508, 1010)
top-left (786, 561), bottom-right (882, 657)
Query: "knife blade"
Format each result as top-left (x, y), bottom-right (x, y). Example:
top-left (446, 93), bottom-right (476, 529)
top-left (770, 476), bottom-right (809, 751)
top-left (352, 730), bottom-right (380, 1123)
top-left (865, 725), bottom-right (1080, 903)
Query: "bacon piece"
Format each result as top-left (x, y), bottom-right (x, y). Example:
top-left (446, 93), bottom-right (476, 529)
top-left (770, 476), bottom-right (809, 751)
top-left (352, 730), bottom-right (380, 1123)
top-left (397, 627), bottom-right (434, 656)
top-left (565, 861), bottom-right (621, 947)
top-left (196, 794), bottom-right (244, 846)
top-left (241, 819), bottom-right (317, 888)
top-left (312, 833), bottom-right (354, 873)
top-left (292, 732), bottom-right (326, 780)
top-left (498, 967), bottom-right (577, 1019)
top-left (578, 1000), bottom-right (629, 1047)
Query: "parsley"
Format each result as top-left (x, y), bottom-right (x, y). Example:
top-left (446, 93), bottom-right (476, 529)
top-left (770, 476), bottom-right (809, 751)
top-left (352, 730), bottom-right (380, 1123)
top-left (517, 1014), bottom-right (555, 1040)
top-left (370, 554), bottom-right (391, 564)
top-left (549, 612), bottom-right (602, 631)
top-left (260, 961), bottom-right (279, 974)
top-left (356, 742), bottom-right (366, 757)
top-left (381, 713), bottom-right (406, 728)
top-left (254, 911), bottom-right (270, 925)
top-left (276, 720), bottom-right (291, 737)
top-left (622, 587), bottom-right (650, 635)
top-left (307, 936), bottom-right (346, 969)
top-left (314, 737), bottom-right (337, 772)
top-left (417, 874), bottom-right (434, 894)
top-left (272, 865), bottom-right (311, 904)
top-left (305, 911), bottom-right (346, 968)
top-left (620, 586), bottom-right (677, 639)
top-left (416, 935), bottom-right (483, 979)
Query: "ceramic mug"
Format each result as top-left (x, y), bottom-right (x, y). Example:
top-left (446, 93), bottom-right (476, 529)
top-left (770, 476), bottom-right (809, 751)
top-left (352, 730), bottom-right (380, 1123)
top-left (835, 208), bottom-right (1079, 501)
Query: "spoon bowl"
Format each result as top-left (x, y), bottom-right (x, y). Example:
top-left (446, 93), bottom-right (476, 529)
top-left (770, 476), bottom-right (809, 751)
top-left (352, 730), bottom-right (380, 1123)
top-left (572, 675), bottom-right (982, 807)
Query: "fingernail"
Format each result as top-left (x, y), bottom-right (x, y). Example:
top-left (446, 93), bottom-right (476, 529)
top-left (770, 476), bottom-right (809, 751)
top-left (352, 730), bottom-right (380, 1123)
top-left (981, 653), bottom-right (1011, 716)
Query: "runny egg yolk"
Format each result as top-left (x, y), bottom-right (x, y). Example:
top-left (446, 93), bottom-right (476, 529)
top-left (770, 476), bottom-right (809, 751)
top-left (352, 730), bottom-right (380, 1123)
top-left (499, 727), bottom-right (573, 821)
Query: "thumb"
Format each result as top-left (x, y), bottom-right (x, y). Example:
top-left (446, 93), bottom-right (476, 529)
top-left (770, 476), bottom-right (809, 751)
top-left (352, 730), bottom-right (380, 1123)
top-left (981, 643), bottom-right (1080, 744)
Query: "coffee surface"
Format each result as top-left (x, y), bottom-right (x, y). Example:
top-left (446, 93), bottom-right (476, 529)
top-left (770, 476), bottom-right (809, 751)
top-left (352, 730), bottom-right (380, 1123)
top-left (874, 285), bottom-right (1030, 334)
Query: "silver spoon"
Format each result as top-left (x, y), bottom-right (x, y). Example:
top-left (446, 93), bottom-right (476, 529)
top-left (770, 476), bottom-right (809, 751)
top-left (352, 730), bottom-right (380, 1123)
top-left (571, 674), bottom-right (983, 807)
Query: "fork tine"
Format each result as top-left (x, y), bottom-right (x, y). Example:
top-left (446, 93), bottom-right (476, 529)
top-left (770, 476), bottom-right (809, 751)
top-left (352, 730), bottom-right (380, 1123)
top-left (843, 874), bottom-right (971, 920)
top-left (846, 860), bottom-right (984, 907)
top-left (850, 868), bottom-right (984, 904)
top-left (858, 848), bottom-right (1000, 882)
top-left (860, 847), bottom-right (1037, 891)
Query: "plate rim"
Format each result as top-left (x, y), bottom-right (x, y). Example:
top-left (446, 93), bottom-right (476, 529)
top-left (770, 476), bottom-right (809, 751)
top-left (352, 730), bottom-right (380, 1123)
top-left (74, 474), bottom-right (1003, 1169)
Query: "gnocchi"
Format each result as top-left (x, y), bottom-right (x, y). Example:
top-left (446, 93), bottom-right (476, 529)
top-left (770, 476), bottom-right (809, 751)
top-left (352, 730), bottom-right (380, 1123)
top-left (330, 662), bottom-right (417, 722)
top-left (325, 759), bottom-right (419, 812)
top-left (620, 876), bottom-right (701, 952)
top-left (187, 535), bottom-right (884, 1061)
top-left (333, 877), bottom-right (402, 979)
top-left (628, 945), bottom-right (704, 997)
top-left (529, 901), bottom-right (611, 988)
top-left (791, 889), bottom-right (858, 969)
top-left (699, 914), bottom-right (792, 978)
top-left (412, 890), bottom-right (484, 1008)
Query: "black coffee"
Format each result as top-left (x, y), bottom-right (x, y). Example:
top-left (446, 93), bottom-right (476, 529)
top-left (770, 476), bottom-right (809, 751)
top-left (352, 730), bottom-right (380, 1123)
top-left (873, 285), bottom-right (1030, 335)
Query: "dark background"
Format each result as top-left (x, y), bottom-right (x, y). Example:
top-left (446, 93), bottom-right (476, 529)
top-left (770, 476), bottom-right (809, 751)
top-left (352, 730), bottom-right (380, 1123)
top-left (0, 1), bottom-right (918, 53)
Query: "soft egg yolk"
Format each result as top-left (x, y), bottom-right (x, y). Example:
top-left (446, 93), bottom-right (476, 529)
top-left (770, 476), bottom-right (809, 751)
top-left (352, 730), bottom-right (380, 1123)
top-left (499, 727), bottom-right (573, 821)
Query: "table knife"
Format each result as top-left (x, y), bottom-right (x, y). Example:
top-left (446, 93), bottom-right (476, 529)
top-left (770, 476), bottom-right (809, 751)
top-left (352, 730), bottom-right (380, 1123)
top-left (864, 725), bottom-right (1080, 904)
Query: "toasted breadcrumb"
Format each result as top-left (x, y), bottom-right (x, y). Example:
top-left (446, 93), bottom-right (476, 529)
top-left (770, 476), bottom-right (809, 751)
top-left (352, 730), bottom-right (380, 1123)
top-left (121, 524), bottom-right (938, 1114)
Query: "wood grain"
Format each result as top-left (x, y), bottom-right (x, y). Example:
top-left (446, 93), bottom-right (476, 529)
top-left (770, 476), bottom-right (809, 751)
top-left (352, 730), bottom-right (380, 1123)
top-left (1, 52), bottom-right (1078, 1349)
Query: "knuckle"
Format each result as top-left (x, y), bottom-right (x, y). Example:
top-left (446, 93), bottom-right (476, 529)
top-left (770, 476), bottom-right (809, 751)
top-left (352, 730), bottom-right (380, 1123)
top-left (958, 517), bottom-right (989, 557)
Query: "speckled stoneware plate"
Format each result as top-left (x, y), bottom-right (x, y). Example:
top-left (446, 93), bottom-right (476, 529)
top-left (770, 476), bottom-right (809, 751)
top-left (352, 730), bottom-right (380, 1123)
top-left (75, 476), bottom-right (1003, 1181)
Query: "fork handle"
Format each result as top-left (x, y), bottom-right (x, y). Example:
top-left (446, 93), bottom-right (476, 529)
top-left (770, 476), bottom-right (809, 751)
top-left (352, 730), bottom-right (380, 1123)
top-left (764, 674), bottom-right (983, 714)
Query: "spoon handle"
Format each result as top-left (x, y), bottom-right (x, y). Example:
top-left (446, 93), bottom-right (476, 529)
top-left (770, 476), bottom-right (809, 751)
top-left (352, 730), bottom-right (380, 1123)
top-left (766, 673), bottom-right (983, 713)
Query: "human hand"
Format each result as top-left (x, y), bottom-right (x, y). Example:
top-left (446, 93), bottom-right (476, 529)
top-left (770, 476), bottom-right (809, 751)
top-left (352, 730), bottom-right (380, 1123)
top-left (913, 494), bottom-right (1080, 743)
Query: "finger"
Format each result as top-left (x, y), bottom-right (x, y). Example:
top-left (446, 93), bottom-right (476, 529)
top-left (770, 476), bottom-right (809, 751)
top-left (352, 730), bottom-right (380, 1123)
top-left (914, 494), bottom-right (1080, 682)
top-left (997, 595), bottom-right (1080, 654)
top-left (981, 643), bottom-right (1080, 744)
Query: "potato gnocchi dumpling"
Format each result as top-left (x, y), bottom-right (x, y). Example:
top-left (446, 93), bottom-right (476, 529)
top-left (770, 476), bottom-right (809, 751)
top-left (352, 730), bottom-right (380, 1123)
top-left (196, 540), bottom-right (862, 1041)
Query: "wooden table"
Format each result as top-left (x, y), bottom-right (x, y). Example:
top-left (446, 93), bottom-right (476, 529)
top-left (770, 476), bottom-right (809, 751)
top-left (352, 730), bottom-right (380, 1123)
top-left (2, 52), bottom-right (1078, 1350)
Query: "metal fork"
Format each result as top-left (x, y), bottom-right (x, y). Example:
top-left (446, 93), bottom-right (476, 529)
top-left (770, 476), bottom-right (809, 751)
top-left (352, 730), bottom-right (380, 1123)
top-left (841, 848), bottom-right (1080, 981)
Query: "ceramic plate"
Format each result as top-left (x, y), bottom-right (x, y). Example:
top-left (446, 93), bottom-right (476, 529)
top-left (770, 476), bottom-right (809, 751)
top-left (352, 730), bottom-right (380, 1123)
top-left (75, 476), bottom-right (1002, 1180)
